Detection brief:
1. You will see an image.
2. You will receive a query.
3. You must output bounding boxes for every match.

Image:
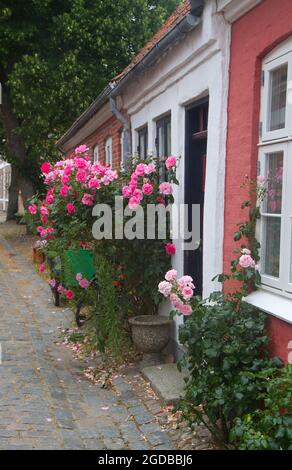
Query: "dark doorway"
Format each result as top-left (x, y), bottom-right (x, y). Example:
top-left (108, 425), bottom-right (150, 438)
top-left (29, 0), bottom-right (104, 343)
top-left (184, 97), bottom-right (209, 296)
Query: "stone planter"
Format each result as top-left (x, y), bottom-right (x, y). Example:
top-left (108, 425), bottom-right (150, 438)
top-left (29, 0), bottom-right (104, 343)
top-left (129, 315), bottom-right (172, 355)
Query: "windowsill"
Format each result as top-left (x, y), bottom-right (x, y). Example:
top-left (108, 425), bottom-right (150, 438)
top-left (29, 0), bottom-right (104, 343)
top-left (245, 290), bottom-right (292, 324)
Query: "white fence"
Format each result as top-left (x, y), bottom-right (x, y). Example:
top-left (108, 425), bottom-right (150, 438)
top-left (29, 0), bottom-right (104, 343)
top-left (0, 161), bottom-right (11, 212)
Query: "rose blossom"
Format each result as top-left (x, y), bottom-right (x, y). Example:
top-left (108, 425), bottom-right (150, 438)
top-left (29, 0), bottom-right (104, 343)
top-left (241, 248), bottom-right (251, 255)
top-left (239, 254), bottom-right (256, 269)
top-left (49, 279), bottom-right (56, 289)
top-left (76, 273), bottom-right (83, 282)
top-left (177, 303), bottom-right (192, 316)
top-left (165, 243), bottom-right (176, 255)
top-left (135, 163), bottom-right (146, 176)
top-left (88, 178), bottom-right (101, 189)
top-left (41, 162), bottom-right (51, 174)
top-left (182, 286), bottom-right (193, 301)
top-left (170, 293), bottom-right (179, 305)
top-left (76, 170), bottom-right (87, 183)
top-left (79, 278), bottom-right (89, 289)
top-left (28, 204), bottom-right (37, 215)
top-left (142, 182), bottom-right (153, 195)
top-left (60, 185), bottom-right (70, 197)
top-left (75, 145), bottom-right (88, 154)
top-left (65, 289), bottom-right (74, 299)
top-left (82, 193), bottom-right (94, 206)
top-left (66, 203), bottom-right (76, 215)
top-left (165, 156), bottom-right (177, 169)
top-left (128, 196), bottom-right (140, 210)
top-left (144, 163), bottom-right (155, 175)
top-left (159, 182), bottom-right (173, 195)
top-left (61, 175), bottom-right (70, 185)
top-left (158, 281), bottom-right (172, 298)
top-left (74, 157), bottom-right (88, 169)
top-left (122, 186), bottom-right (132, 198)
top-left (40, 205), bottom-right (49, 217)
top-left (45, 193), bottom-right (54, 205)
top-left (165, 269), bottom-right (177, 282)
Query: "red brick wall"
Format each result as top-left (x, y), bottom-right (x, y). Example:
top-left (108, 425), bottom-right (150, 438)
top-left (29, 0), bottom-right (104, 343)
top-left (225, 0), bottom-right (292, 362)
top-left (67, 115), bottom-right (123, 170)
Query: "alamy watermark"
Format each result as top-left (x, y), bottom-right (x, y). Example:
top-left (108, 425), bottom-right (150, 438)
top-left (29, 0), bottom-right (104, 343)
top-left (91, 197), bottom-right (200, 251)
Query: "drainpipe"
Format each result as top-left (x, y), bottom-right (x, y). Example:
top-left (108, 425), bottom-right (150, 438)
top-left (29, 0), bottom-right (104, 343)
top-left (109, 95), bottom-right (131, 165)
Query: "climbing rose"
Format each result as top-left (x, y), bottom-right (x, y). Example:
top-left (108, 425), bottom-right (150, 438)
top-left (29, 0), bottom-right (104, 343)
top-left (239, 254), bottom-right (256, 269)
top-left (122, 185), bottom-right (132, 198)
top-left (142, 182), bottom-right (153, 195)
top-left (144, 163), bottom-right (155, 175)
top-left (159, 182), bottom-right (173, 195)
top-left (49, 279), bottom-right (56, 289)
top-left (60, 185), bottom-right (70, 197)
top-left (40, 205), bottom-right (49, 217)
top-left (165, 269), bottom-right (177, 282)
top-left (65, 290), bottom-right (74, 299)
top-left (41, 162), bottom-right (51, 174)
top-left (158, 281), bottom-right (172, 298)
top-left (165, 156), bottom-right (177, 169)
top-left (177, 303), bottom-right (192, 316)
top-left (135, 163), bottom-right (146, 176)
top-left (165, 243), bottom-right (176, 255)
top-left (66, 203), bottom-right (76, 215)
top-left (128, 196), bottom-right (140, 210)
top-left (28, 204), bottom-right (37, 215)
top-left (45, 193), bottom-right (54, 205)
top-left (76, 273), bottom-right (83, 282)
top-left (182, 286), bottom-right (193, 301)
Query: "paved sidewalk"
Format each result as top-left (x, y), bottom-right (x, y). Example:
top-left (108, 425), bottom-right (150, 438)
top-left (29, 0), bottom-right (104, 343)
top-left (0, 237), bottom-right (174, 450)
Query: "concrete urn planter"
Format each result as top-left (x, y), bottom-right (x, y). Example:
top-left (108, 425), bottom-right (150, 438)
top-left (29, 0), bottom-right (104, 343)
top-left (129, 315), bottom-right (172, 355)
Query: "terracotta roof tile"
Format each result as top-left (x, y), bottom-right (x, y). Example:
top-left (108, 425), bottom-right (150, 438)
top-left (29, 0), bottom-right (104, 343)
top-left (113, 0), bottom-right (190, 82)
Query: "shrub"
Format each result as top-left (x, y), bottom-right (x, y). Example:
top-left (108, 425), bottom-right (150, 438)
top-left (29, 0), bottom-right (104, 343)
top-left (230, 365), bottom-right (292, 450)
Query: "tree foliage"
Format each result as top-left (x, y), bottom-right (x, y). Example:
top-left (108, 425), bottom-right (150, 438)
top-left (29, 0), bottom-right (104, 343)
top-left (0, 0), bottom-right (181, 186)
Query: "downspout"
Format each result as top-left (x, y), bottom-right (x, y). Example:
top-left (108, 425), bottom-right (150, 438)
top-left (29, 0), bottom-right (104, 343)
top-left (109, 95), bottom-right (131, 165)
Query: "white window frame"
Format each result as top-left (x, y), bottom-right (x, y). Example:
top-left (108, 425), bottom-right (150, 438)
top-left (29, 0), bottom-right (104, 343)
top-left (258, 37), bottom-right (292, 299)
top-left (105, 137), bottom-right (112, 167)
top-left (120, 130), bottom-right (125, 169)
top-left (93, 144), bottom-right (99, 162)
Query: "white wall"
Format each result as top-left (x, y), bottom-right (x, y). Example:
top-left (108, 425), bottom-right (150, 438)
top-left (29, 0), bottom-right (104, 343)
top-left (121, 0), bottom-right (231, 342)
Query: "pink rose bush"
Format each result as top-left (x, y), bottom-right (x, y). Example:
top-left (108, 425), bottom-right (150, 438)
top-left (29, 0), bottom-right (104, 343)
top-left (158, 269), bottom-right (195, 317)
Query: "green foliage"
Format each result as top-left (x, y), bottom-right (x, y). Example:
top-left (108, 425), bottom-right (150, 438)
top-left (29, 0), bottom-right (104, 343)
top-left (93, 253), bottom-right (125, 357)
top-left (230, 365), bottom-right (292, 450)
top-left (0, 0), bottom-right (180, 187)
top-left (178, 293), bottom-right (273, 444)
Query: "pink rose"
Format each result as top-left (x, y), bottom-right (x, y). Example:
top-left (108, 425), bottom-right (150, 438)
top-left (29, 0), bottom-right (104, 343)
top-left (239, 254), bottom-right (256, 269)
top-left (158, 281), bottom-right (172, 298)
top-left (76, 170), bottom-right (87, 183)
top-left (61, 175), bottom-right (70, 185)
top-left (76, 273), bottom-right (83, 282)
top-left (66, 203), bottom-right (76, 215)
top-left (28, 204), bottom-right (37, 215)
top-left (165, 156), bottom-right (177, 169)
top-left (64, 165), bottom-right (72, 176)
top-left (165, 269), bottom-right (177, 282)
top-left (45, 194), bottom-right (54, 205)
top-left (60, 185), bottom-right (70, 197)
top-left (182, 286), bottom-right (193, 301)
top-left (82, 193), bottom-right (94, 206)
top-left (122, 185), bottom-right (132, 198)
top-left (39, 263), bottom-right (45, 273)
top-left (170, 293), bottom-right (179, 305)
top-left (128, 196), bottom-right (140, 210)
top-left (142, 182), bottom-right (153, 195)
top-left (49, 279), bottom-right (56, 289)
top-left (75, 145), bottom-right (88, 154)
top-left (159, 182), bottom-right (173, 195)
top-left (88, 178), bottom-right (101, 189)
top-left (145, 163), bottom-right (155, 175)
top-left (41, 162), bottom-right (51, 174)
top-left (178, 304), bottom-right (193, 316)
top-left (156, 197), bottom-right (166, 205)
top-left (165, 243), bottom-right (176, 255)
top-left (41, 215), bottom-right (48, 225)
top-left (79, 278), bottom-right (89, 289)
top-left (40, 205), bottom-right (49, 217)
top-left (74, 157), bottom-right (88, 169)
top-left (135, 163), bottom-right (146, 176)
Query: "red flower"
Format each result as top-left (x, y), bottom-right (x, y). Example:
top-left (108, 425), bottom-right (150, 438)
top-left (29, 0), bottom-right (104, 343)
top-left (65, 290), bottom-right (74, 300)
top-left (165, 243), bottom-right (176, 256)
top-left (41, 162), bottom-right (51, 174)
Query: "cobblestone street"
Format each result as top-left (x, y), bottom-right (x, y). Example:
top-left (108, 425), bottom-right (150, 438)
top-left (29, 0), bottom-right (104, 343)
top-left (0, 236), bottom-right (176, 450)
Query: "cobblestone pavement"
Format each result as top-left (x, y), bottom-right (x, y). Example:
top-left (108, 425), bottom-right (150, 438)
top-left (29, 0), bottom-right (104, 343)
top-left (0, 236), bottom-right (178, 450)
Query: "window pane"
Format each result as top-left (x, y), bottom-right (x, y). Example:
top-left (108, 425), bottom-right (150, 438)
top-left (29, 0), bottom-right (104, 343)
top-left (268, 64), bottom-right (287, 131)
top-left (158, 125), bottom-right (164, 157)
top-left (263, 217), bottom-right (281, 277)
top-left (166, 121), bottom-right (171, 155)
top-left (265, 152), bottom-right (283, 214)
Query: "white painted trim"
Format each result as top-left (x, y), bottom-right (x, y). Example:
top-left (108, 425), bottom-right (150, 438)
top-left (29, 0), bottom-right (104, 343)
top-left (245, 290), bottom-right (292, 324)
top-left (217, 0), bottom-right (262, 23)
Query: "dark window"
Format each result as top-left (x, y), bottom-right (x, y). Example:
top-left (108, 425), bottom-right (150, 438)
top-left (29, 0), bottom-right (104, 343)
top-left (137, 126), bottom-right (148, 159)
top-left (156, 115), bottom-right (171, 180)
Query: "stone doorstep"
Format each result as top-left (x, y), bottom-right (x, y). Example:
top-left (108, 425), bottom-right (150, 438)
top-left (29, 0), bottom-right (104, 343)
top-left (141, 363), bottom-right (188, 405)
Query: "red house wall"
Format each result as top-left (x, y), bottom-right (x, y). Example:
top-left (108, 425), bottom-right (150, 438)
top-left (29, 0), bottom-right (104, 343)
top-left (66, 114), bottom-right (123, 170)
top-left (225, 0), bottom-right (292, 363)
